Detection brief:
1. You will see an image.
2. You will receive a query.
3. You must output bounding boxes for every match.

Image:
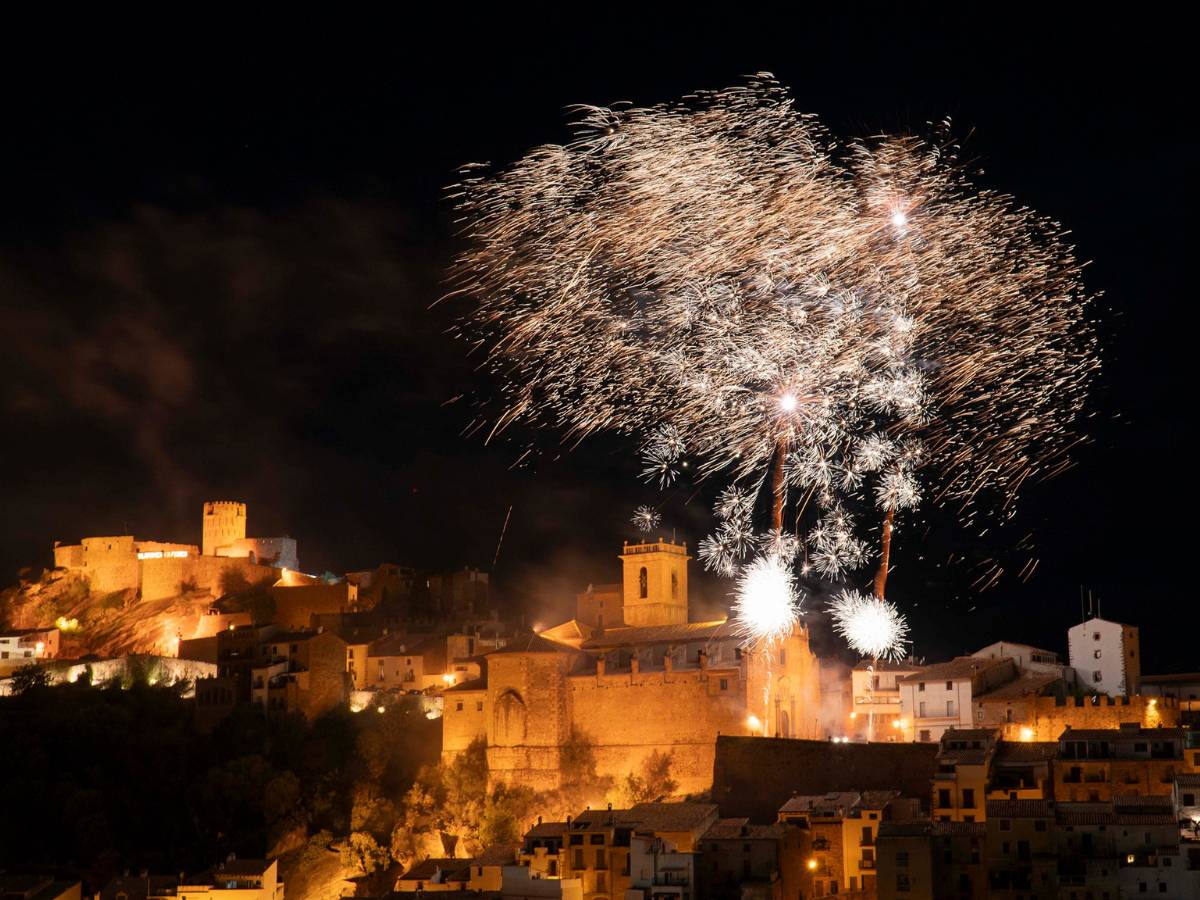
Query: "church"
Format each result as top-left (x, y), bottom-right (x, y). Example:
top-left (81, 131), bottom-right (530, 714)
top-left (441, 538), bottom-right (822, 795)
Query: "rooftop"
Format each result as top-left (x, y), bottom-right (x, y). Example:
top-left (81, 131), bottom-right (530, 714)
top-left (778, 791), bottom-right (862, 817)
top-left (524, 820), bottom-right (568, 840)
top-left (985, 800), bottom-right (1054, 818)
top-left (1058, 726), bottom-right (1188, 742)
top-left (398, 858), bottom-right (472, 883)
top-left (627, 802), bottom-right (719, 833)
top-left (975, 671), bottom-right (1062, 702)
top-left (702, 818), bottom-right (787, 840)
top-left (932, 821), bottom-right (986, 836)
top-left (491, 633), bottom-right (579, 655)
top-left (580, 619), bottom-right (733, 650)
top-left (878, 822), bottom-right (933, 838)
top-left (899, 656), bottom-right (1011, 683)
top-left (1056, 802), bottom-right (1176, 826)
top-left (475, 843), bottom-right (520, 866)
top-left (0, 878), bottom-right (83, 900)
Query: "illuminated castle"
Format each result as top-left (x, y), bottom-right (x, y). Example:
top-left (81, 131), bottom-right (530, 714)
top-left (53, 502), bottom-right (298, 601)
top-left (441, 537), bottom-right (822, 795)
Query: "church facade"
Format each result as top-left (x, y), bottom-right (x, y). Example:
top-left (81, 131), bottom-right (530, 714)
top-left (442, 539), bottom-right (822, 795)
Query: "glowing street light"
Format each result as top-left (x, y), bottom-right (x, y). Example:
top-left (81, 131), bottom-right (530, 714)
top-left (746, 714), bottom-right (763, 735)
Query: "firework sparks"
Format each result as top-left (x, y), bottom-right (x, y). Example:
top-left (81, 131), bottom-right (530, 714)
top-left (451, 74), bottom-right (1098, 648)
top-left (732, 552), bottom-right (801, 645)
top-left (829, 589), bottom-right (910, 660)
top-left (631, 505), bottom-right (661, 533)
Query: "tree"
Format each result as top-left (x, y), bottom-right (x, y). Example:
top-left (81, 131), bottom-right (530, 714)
top-left (479, 783), bottom-right (541, 846)
top-left (341, 831), bottom-right (391, 876)
top-left (622, 750), bottom-right (678, 805)
top-left (9, 663), bottom-right (50, 694)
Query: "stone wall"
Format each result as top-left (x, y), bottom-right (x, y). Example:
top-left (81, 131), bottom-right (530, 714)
top-left (486, 652), bottom-right (574, 791)
top-left (271, 582), bottom-right (358, 628)
top-left (80, 536), bottom-right (140, 593)
top-left (141, 555), bottom-right (277, 602)
top-left (568, 662), bottom-right (749, 795)
top-left (977, 694), bottom-right (1178, 741)
top-left (442, 687), bottom-right (488, 759)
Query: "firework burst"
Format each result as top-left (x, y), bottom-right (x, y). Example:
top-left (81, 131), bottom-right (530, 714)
top-left (828, 589), bottom-right (910, 661)
top-left (631, 505), bottom-right (661, 533)
top-left (732, 552), bottom-right (801, 646)
top-left (451, 74), bottom-right (1098, 650)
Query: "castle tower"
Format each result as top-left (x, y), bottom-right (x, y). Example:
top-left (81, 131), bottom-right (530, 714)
top-left (619, 539), bottom-right (690, 627)
top-left (202, 501), bottom-right (247, 556)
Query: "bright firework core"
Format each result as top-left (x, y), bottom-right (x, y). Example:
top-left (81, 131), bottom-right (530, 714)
top-left (778, 392), bottom-right (798, 413)
top-left (890, 208), bottom-right (908, 228)
top-left (732, 553), bottom-right (800, 645)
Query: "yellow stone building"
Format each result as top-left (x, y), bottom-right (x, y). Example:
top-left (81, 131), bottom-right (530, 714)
top-left (442, 539), bottom-right (822, 795)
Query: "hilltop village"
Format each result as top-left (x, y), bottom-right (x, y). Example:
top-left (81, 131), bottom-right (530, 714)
top-left (2, 502), bottom-right (1200, 900)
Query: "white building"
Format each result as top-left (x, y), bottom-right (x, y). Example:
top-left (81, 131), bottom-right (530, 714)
top-left (898, 656), bottom-right (1017, 743)
top-left (850, 658), bottom-right (924, 741)
top-left (1067, 617), bottom-right (1140, 696)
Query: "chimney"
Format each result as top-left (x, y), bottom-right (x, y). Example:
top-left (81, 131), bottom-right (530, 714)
top-left (537, 815), bottom-right (543, 825)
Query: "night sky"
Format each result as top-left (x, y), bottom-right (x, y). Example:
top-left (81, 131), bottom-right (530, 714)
top-left (0, 13), bottom-right (1188, 668)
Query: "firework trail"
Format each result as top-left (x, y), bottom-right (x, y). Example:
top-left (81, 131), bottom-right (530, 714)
top-left (450, 74), bottom-right (1097, 652)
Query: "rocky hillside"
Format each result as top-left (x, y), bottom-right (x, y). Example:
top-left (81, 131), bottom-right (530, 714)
top-left (1, 567), bottom-right (226, 657)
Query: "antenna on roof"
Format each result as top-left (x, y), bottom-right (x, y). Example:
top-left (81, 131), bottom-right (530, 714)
top-left (1080, 586), bottom-right (1085, 623)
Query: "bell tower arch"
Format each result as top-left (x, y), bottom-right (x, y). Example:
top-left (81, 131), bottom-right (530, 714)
top-left (619, 539), bottom-right (690, 626)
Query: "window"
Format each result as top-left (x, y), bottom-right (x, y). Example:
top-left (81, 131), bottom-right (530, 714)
top-left (779, 649), bottom-right (787, 665)
top-left (1093, 632), bottom-right (1101, 641)
top-left (573, 849), bottom-right (584, 869)
top-left (962, 789), bottom-right (975, 808)
top-left (1000, 819), bottom-right (1011, 831)
top-left (639, 567), bottom-right (648, 599)
top-left (918, 682), bottom-right (926, 692)
top-left (1094, 649), bottom-right (1102, 659)
top-left (920, 730), bottom-right (931, 742)
top-left (476, 700), bottom-right (484, 712)
top-left (939, 789), bottom-right (951, 808)
top-left (946, 700), bottom-right (956, 717)
top-left (719, 678), bottom-right (728, 691)
top-left (594, 849), bottom-right (606, 868)
top-left (671, 570), bottom-right (678, 599)
top-left (1094, 671), bottom-right (1103, 683)
top-left (946, 681), bottom-right (953, 691)
top-left (896, 874), bottom-right (911, 892)
top-left (919, 701), bottom-right (927, 717)
top-left (1006, 708), bottom-right (1014, 722)
top-left (456, 701), bottom-right (464, 712)
top-left (862, 825), bottom-right (873, 843)
top-left (1184, 793), bottom-right (1196, 806)
top-left (595, 873), bottom-right (606, 892)
top-left (896, 851), bottom-right (910, 867)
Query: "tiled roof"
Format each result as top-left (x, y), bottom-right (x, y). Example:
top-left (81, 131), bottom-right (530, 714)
top-left (878, 822), bottom-right (933, 838)
top-left (1175, 773), bottom-right (1200, 787)
top-left (975, 672), bottom-right (1062, 701)
top-left (1058, 726), bottom-right (1188, 741)
top-left (937, 749), bottom-right (989, 765)
top-left (398, 858), bottom-right (472, 882)
top-left (490, 633), bottom-right (578, 654)
top-left (1056, 803), bottom-right (1176, 826)
top-left (860, 790), bottom-right (901, 809)
top-left (443, 678), bottom-right (487, 693)
top-left (475, 843), bottom-right (519, 866)
top-left (1112, 794), bottom-right (1173, 811)
top-left (628, 802), bottom-right (719, 833)
top-left (569, 808), bottom-right (635, 831)
top-left (898, 657), bottom-right (1011, 683)
top-left (985, 800), bottom-right (1054, 818)
top-left (778, 791), bottom-right (862, 817)
top-left (524, 820), bottom-right (568, 839)
top-left (932, 821), bottom-right (986, 836)
top-left (581, 619), bottom-right (733, 649)
top-left (702, 818), bottom-right (786, 840)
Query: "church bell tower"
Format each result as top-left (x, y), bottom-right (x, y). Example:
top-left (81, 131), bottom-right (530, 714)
top-left (619, 539), bottom-right (690, 627)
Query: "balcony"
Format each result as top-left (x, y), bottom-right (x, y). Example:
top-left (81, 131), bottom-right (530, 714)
top-left (859, 859), bottom-right (876, 870)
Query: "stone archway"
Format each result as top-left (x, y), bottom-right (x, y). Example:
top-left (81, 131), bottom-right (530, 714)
top-left (493, 689), bottom-right (528, 746)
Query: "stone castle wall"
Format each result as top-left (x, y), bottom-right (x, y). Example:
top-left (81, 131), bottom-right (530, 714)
top-left (486, 652), bottom-right (574, 792)
top-left (568, 663), bottom-right (749, 795)
top-left (141, 555), bottom-right (277, 602)
top-left (79, 536), bottom-right (140, 593)
top-left (978, 693), bottom-right (1177, 742)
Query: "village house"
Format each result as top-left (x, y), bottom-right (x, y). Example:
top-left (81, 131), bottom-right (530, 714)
top-left (898, 657), bottom-right (1017, 743)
